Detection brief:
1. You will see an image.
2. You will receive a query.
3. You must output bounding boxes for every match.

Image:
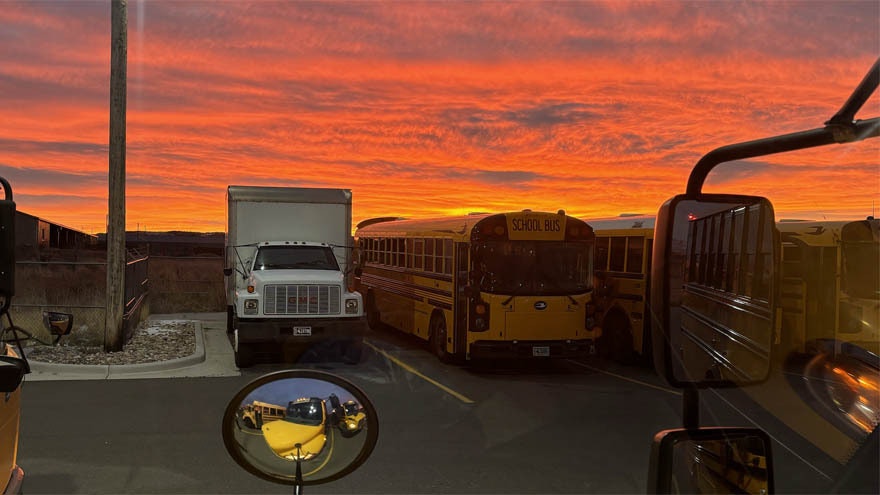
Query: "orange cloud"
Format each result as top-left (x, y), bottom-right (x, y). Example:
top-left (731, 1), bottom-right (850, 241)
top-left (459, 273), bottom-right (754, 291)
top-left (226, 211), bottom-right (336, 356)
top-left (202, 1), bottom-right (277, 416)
top-left (0, 1), bottom-right (877, 233)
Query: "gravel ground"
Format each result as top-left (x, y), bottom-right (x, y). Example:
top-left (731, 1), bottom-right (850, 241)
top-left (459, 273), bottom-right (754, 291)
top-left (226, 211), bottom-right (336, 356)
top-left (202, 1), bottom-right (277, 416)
top-left (25, 320), bottom-right (196, 365)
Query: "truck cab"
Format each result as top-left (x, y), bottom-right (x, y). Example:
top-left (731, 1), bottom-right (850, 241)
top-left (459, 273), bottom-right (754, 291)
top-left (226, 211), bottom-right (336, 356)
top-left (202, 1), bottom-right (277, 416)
top-left (225, 186), bottom-right (366, 368)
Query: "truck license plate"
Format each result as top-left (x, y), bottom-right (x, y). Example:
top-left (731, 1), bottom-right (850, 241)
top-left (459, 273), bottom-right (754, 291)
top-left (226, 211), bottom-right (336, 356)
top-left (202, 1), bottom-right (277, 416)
top-left (293, 326), bottom-right (312, 336)
top-left (532, 346), bottom-right (550, 357)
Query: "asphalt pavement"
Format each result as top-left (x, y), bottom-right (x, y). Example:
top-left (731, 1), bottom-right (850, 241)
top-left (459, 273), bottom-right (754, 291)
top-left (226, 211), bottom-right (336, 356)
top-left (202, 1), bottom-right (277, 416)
top-left (25, 312), bottom-right (240, 381)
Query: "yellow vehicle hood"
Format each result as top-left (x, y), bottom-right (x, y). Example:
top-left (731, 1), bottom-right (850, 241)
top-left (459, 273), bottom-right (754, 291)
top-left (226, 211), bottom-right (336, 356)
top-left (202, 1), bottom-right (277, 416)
top-left (261, 419), bottom-right (325, 458)
top-left (343, 412), bottom-right (366, 429)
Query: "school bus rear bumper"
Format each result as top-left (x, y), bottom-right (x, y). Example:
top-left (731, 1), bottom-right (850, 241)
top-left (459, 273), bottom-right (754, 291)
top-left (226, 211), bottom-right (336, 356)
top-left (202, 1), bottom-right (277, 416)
top-left (469, 339), bottom-right (595, 359)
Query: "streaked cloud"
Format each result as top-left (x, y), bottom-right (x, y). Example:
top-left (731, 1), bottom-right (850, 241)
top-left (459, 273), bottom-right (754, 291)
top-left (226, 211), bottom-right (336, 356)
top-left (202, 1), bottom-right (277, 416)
top-left (0, 0), bottom-right (877, 233)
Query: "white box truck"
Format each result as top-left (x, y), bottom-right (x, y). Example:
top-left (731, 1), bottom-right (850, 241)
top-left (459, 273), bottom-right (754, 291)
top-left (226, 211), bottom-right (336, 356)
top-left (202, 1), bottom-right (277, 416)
top-left (224, 186), bottom-right (365, 367)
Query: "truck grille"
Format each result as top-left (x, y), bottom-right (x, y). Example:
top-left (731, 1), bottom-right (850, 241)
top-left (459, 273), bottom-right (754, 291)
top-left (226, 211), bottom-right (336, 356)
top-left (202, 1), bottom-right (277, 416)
top-left (264, 285), bottom-right (342, 315)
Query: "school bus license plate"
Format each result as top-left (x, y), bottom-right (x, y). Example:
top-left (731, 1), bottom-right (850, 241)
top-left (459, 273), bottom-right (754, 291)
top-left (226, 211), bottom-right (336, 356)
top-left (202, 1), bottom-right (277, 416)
top-left (532, 346), bottom-right (550, 357)
top-left (293, 326), bottom-right (312, 336)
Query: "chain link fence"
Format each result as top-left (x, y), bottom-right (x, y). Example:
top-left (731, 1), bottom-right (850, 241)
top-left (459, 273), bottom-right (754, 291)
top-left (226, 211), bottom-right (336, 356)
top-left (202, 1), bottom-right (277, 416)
top-left (8, 257), bottom-right (149, 346)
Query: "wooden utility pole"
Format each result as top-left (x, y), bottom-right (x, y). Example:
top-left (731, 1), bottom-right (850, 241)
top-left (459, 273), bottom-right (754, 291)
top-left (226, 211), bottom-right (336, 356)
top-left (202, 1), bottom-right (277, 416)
top-left (105, 0), bottom-right (127, 352)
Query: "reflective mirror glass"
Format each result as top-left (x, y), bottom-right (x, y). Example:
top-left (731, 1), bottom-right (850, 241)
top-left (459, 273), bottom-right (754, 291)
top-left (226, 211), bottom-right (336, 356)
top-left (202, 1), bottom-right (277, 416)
top-left (222, 370), bottom-right (378, 486)
top-left (670, 433), bottom-right (771, 494)
top-left (654, 195), bottom-right (777, 386)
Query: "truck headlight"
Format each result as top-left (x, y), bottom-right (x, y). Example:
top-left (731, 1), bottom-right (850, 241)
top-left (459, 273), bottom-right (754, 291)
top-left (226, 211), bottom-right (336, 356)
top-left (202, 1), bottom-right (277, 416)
top-left (244, 299), bottom-right (259, 315)
top-left (345, 299), bottom-right (359, 314)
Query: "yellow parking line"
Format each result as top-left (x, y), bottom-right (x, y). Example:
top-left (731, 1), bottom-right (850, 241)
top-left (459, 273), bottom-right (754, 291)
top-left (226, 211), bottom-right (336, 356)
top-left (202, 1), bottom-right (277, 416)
top-left (567, 360), bottom-right (682, 396)
top-left (365, 340), bottom-right (475, 404)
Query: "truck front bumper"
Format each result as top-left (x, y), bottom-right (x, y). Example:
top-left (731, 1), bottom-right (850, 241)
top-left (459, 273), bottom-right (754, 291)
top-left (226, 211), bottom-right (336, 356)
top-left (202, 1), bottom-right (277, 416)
top-left (235, 316), bottom-right (366, 345)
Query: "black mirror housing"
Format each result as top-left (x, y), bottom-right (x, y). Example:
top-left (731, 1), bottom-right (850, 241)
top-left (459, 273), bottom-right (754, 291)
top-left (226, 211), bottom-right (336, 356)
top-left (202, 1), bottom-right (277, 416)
top-left (0, 355), bottom-right (28, 393)
top-left (223, 268), bottom-right (233, 277)
top-left (0, 176), bottom-right (16, 311)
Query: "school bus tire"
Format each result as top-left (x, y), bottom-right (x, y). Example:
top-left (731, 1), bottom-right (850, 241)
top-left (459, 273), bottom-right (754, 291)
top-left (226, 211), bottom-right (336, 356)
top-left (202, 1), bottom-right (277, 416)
top-left (226, 305), bottom-right (234, 334)
top-left (430, 312), bottom-right (450, 362)
top-left (243, 416), bottom-right (256, 429)
top-left (600, 310), bottom-right (635, 364)
top-left (366, 292), bottom-right (383, 331)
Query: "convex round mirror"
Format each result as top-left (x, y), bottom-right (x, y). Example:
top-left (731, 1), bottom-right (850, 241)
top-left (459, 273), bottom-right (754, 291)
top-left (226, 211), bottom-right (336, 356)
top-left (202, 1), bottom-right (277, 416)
top-left (222, 370), bottom-right (378, 487)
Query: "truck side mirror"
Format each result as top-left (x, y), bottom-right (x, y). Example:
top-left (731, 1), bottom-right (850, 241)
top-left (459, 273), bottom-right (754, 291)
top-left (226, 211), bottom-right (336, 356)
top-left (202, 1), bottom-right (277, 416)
top-left (223, 268), bottom-right (233, 277)
top-left (0, 177), bottom-right (15, 314)
top-left (647, 427), bottom-right (774, 494)
top-left (651, 194), bottom-right (777, 388)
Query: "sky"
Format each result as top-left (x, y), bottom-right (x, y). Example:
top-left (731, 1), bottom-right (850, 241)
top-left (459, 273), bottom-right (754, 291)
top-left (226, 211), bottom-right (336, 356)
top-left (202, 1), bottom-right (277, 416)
top-left (0, 0), bottom-right (878, 234)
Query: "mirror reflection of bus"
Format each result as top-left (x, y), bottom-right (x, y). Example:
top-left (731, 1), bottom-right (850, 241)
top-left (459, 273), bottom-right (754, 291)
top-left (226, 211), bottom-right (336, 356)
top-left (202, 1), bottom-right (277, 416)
top-left (337, 400), bottom-right (366, 437)
top-left (262, 397), bottom-right (328, 461)
top-left (652, 195), bottom-right (777, 388)
top-left (648, 427), bottom-right (774, 495)
top-left (222, 370), bottom-right (378, 488)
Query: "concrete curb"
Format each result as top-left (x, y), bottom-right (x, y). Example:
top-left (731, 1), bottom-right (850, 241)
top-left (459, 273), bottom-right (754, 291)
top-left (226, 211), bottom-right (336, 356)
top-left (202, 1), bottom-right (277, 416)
top-left (27, 320), bottom-right (206, 378)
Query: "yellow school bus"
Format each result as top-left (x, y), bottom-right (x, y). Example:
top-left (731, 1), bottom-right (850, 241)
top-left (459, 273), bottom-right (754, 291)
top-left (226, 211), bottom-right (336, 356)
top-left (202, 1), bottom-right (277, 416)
top-left (355, 210), bottom-right (599, 361)
top-left (589, 215), bottom-right (880, 371)
top-left (587, 215), bottom-right (656, 363)
top-left (240, 400), bottom-right (285, 429)
top-left (776, 218), bottom-right (879, 434)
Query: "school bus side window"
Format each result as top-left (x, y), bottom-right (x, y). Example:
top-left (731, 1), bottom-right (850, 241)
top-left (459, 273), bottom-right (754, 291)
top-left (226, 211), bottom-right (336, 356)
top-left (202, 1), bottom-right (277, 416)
top-left (444, 239), bottom-right (453, 275)
top-left (425, 238), bottom-right (435, 272)
top-left (609, 237), bottom-right (626, 272)
top-left (414, 239), bottom-right (424, 270)
top-left (626, 236), bottom-right (644, 274)
top-left (596, 237), bottom-right (609, 271)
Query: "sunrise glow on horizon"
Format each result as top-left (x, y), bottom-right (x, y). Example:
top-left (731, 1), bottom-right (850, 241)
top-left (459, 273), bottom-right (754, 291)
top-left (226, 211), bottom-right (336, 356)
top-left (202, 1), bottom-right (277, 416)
top-left (0, 1), bottom-right (878, 234)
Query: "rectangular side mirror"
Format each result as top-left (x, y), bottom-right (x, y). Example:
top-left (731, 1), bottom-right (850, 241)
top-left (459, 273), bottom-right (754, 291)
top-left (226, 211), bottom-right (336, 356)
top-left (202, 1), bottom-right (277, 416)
top-left (648, 427), bottom-right (774, 494)
top-left (651, 194), bottom-right (778, 387)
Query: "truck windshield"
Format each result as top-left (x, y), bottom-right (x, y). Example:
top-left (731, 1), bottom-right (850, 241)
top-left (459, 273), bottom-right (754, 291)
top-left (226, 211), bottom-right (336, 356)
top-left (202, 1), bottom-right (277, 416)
top-left (253, 246), bottom-right (339, 271)
top-left (474, 241), bottom-right (593, 295)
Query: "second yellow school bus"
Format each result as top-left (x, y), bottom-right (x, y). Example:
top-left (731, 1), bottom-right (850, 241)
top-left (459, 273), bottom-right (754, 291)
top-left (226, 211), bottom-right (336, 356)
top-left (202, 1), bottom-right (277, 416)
top-left (587, 215), bottom-right (656, 363)
top-left (355, 210), bottom-right (600, 361)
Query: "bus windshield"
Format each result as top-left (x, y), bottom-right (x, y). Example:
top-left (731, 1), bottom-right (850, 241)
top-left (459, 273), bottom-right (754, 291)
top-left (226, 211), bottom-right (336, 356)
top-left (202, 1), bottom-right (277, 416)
top-left (475, 241), bottom-right (592, 295)
top-left (253, 245), bottom-right (339, 271)
top-left (284, 400), bottom-right (324, 426)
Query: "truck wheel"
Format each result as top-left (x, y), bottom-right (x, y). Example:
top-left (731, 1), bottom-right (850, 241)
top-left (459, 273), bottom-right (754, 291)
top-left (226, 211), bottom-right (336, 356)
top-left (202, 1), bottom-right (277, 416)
top-left (366, 293), bottom-right (382, 330)
top-left (430, 314), bottom-right (449, 362)
top-left (235, 343), bottom-right (255, 368)
top-left (226, 306), bottom-right (234, 334)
